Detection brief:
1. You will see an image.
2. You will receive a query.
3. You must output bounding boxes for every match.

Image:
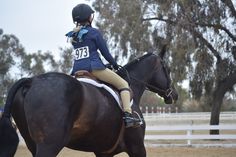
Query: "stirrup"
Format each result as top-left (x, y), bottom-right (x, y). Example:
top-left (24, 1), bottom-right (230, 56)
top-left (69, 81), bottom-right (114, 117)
top-left (123, 112), bottom-right (141, 128)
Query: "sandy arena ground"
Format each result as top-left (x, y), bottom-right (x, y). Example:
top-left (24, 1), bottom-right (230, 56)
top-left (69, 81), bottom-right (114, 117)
top-left (15, 146), bottom-right (236, 157)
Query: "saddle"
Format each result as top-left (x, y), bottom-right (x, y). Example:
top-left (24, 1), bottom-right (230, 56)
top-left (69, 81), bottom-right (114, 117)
top-left (75, 70), bottom-right (97, 80)
top-left (74, 70), bottom-right (133, 108)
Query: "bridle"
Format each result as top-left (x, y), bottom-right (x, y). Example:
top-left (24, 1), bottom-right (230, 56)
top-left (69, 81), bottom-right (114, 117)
top-left (133, 77), bottom-right (173, 97)
top-left (117, 64), bottom-right (174, 99)
top-left (129, 75), bottom-right (174, 98)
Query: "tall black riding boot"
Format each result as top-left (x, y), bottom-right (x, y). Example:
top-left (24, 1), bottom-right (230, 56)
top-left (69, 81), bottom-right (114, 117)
top-left (123, 112), bottom-right (140, 128)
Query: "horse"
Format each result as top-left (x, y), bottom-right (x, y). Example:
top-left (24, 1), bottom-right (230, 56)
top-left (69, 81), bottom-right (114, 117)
top-left (0, 48), bottom-right (178, 157)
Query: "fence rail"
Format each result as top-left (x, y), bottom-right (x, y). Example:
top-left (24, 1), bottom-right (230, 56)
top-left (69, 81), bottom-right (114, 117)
top-left (143, 112), bottom-right (236, 121)
top-left (145, 124), bottom-right (236, 147)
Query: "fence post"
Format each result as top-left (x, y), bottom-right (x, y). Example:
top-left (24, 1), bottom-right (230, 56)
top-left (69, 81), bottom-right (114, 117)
top-left (187, 129), bottom-right (192, 146)
top-left (187, 121), bottom-right (194, 146)
top-left (163, 107), bottom-right (165, 114)
top-left (146, 106), bottom-right (148, 116)
top-left (175, 107), bottom-right (178, 113)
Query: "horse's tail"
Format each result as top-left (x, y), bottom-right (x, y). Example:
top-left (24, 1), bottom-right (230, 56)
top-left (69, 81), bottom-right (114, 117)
top-left (0, 78), bottom-right (32, 157)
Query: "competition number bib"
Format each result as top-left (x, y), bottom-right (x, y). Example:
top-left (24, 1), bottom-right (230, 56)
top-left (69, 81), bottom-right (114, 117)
top-left (74, 46), bottom-right (89, 60)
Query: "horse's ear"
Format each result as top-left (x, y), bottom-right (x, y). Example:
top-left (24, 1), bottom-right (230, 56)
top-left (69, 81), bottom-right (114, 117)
top-left (159, 45), bottom-right (167, 59)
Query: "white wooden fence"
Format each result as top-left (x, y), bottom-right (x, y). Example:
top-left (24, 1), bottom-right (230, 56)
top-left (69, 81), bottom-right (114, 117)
top-left (144, 111), bottom-right (236, 120)
top-left (145, 124), bottom-right (236, 147)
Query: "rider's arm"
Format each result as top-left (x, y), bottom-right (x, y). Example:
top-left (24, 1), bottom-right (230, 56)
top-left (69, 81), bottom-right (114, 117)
top-left (95, 30), bottom-right (118, 68)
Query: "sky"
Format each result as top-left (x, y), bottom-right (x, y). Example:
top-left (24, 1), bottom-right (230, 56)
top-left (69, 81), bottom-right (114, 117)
top-left (1, 0), bottom-right (91, 57)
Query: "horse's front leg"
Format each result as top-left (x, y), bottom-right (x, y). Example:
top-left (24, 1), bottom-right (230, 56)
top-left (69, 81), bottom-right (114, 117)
top-left (124, 127), bottom-right (146, 157)
top-left (126, 144), bottom-right (146, 157)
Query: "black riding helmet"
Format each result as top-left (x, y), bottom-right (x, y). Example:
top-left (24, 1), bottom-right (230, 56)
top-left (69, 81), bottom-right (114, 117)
top-left (72, 4), bottom-right (94, 23)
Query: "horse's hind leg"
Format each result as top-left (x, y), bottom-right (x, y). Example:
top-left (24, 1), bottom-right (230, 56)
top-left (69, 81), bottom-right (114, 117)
top-left (35, 143), bottom-right (63, 157)
top-left (11, 88), bottom-right (37, 156)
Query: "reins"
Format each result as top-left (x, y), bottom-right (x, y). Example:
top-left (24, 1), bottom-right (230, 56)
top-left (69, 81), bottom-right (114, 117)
top-left (130, 76), bottom-right (173, 96)
top-left (117, 65), bottom-right (173, 98)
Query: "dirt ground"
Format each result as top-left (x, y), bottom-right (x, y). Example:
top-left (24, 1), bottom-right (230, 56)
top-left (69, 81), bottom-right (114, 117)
top-left (15, 146), bottom-right (236, 157)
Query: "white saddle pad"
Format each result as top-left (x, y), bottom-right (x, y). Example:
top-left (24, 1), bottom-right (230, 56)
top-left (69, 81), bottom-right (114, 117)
top-left (77, 78), bottom-right (133, 108)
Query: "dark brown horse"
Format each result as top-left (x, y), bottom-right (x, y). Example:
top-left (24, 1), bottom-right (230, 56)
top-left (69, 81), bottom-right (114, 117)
top-left (0, 50), bottom-right (178, 157)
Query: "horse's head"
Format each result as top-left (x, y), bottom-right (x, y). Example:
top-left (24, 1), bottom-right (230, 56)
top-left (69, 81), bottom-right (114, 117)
top-left (120, 47), bottom-right (178, 104)
top-left (145, 48), bottom-right (178, 104)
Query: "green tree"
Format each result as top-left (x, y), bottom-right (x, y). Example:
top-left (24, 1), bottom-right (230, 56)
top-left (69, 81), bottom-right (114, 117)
top-left (0, 28), bottom-right (59, 108)
top-left (0, 29), bottom-right (26, 107)
top-left (58, 47), bottom-right (73, 74)
top-left (21, 51), bottom-right (58, 76)
top-left (93, 0), bottom-right (152, 60)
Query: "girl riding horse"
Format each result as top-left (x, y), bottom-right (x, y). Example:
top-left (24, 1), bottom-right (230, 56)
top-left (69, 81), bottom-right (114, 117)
top-left (66, 4), bottom-right (139, 128)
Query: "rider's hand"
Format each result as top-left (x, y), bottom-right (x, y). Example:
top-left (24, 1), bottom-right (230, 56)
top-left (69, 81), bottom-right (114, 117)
top-left (105, 64), bottom-right (113, 70)
top-left (113, 64), bottom-right (119, 70)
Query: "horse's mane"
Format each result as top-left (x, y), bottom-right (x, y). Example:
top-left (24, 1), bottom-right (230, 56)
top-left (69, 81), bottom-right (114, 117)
top-left (123, 53), bottom-right (155, 69)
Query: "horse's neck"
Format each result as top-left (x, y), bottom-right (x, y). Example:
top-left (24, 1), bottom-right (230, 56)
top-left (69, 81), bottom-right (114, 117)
top-left (131, 82), bottom-right (146, 105)
top-left (125, 55), bottom-right (156, 105)
top-left (129, 66), bottom-right (152, 105)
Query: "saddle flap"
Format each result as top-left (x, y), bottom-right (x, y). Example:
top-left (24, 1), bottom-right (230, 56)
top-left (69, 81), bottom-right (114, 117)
top-left (74, 70), bottom-right (97, 80)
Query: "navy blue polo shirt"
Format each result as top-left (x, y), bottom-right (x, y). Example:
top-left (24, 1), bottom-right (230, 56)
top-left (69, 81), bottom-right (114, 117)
top-left (67, 26), bottom-right (117, 75)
